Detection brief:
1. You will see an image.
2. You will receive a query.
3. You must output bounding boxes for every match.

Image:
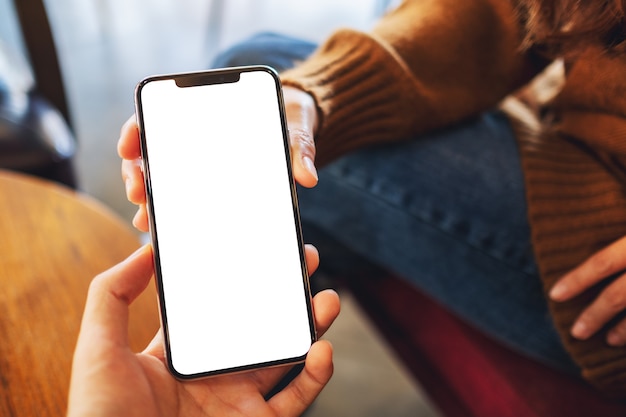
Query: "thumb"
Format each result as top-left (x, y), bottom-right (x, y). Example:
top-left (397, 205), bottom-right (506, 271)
top-left (283, 86), bottom-right (319, 188)
top-left (289, 127), bottom-right (318, 188)
top-left (79, 244), bottom-right (154, 347)
top-left (268, 340), bottom-right (334, 417)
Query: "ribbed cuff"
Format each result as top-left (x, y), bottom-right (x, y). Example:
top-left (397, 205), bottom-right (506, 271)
top-left (281, 29), bottom-right (424, 166)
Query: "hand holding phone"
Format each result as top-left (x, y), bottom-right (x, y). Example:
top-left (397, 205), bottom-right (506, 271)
top-left (68, 244), bottom-right (339, 417)
top-left (135, 66), bottom-right (316, 379)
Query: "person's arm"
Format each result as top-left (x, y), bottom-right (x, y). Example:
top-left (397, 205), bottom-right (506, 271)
top-left (120, 0), bottom-right (545, 228)
top-left (281, 0), bottom-right (544, 166)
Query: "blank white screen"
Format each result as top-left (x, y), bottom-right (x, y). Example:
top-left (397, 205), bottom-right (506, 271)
top-left (138, 70), bottom-right (313, 377)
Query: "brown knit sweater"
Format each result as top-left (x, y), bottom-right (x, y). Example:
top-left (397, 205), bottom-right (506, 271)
top-left (280, 0), bottom-right (626, 398)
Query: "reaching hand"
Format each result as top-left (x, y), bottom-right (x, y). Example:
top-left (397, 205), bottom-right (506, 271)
top-left (550, 235), bottom-right (626, 346)
top-left (118, 86), bottom-right (319, 233)
top-left (67, 244), bottom-right (339, 417)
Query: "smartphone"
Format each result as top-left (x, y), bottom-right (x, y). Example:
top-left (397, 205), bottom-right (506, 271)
top-left (135, 66), bottom-right (316, 379)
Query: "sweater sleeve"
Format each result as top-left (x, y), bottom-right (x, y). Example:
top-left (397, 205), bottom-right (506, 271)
top-left (280, 0), bottom-right (543, 165)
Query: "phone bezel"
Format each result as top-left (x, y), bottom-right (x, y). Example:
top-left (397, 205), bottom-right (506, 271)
top-left (135, 65), bottom-right (317, 380)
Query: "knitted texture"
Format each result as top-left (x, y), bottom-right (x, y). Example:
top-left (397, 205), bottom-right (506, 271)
top-left (280, 0), bottom-right (626, 397)
top-left (280, 0), bottom-right (536, 166)
top-left (515, 46), bottom-right (626, 397)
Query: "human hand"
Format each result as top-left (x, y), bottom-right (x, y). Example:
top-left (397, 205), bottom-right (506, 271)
top-left (550, 235), bottom-right (626, 346)
top-left (67, 244), bottom-right (339, 417)
top-left (119, 86), bottom-right (319, 232)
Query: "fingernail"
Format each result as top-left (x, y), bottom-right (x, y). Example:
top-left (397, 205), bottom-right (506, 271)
top-left (303, 156), bottom-right (318, 181)
top-left (571, 321), bottom-right (588, 339)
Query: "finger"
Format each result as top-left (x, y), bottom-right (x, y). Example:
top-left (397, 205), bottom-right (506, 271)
top-left (80, 245), bottom-right (154, 346)
top-left (142, 329), bottom-right (166, 360)
top-left (289, 127), bottom-right (318, 188)
top-left (312, 289), bottom-right (340, 338)
top-left (268, 340), bottom-right (333, 417)
top-left (304, 243), bottom-right (341, 336)
top-left (132, 204), bottom-right (150, 233)
top-left (117, 115), bottom-right (142, 159)
top-left (304, 244), bottom-right (319, 276)
top-left (121, 158), bottom-right (146, 205)
top-left (550, 236), bottom-right (626, 301)
top-left (570, 272), bottom-right (626, 340)
top-left (283, 87), bottom-right (318, 188)
top-left (250, 289), bottom-right (338, 395)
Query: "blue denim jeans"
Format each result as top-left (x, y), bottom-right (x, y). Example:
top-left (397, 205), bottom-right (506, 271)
top-left (212, 32), bottom-right (578, 373)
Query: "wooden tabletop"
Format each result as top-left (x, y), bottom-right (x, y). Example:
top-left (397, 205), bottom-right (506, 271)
top-left (0, 170), bottom-right (159, 417)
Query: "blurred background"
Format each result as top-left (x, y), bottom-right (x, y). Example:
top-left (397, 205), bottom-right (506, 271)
top-left (0, 0), bottom-right (440, 415)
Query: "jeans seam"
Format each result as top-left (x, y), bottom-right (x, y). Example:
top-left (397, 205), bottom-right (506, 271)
top-left (328, 170), bottom-right (538, 278)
